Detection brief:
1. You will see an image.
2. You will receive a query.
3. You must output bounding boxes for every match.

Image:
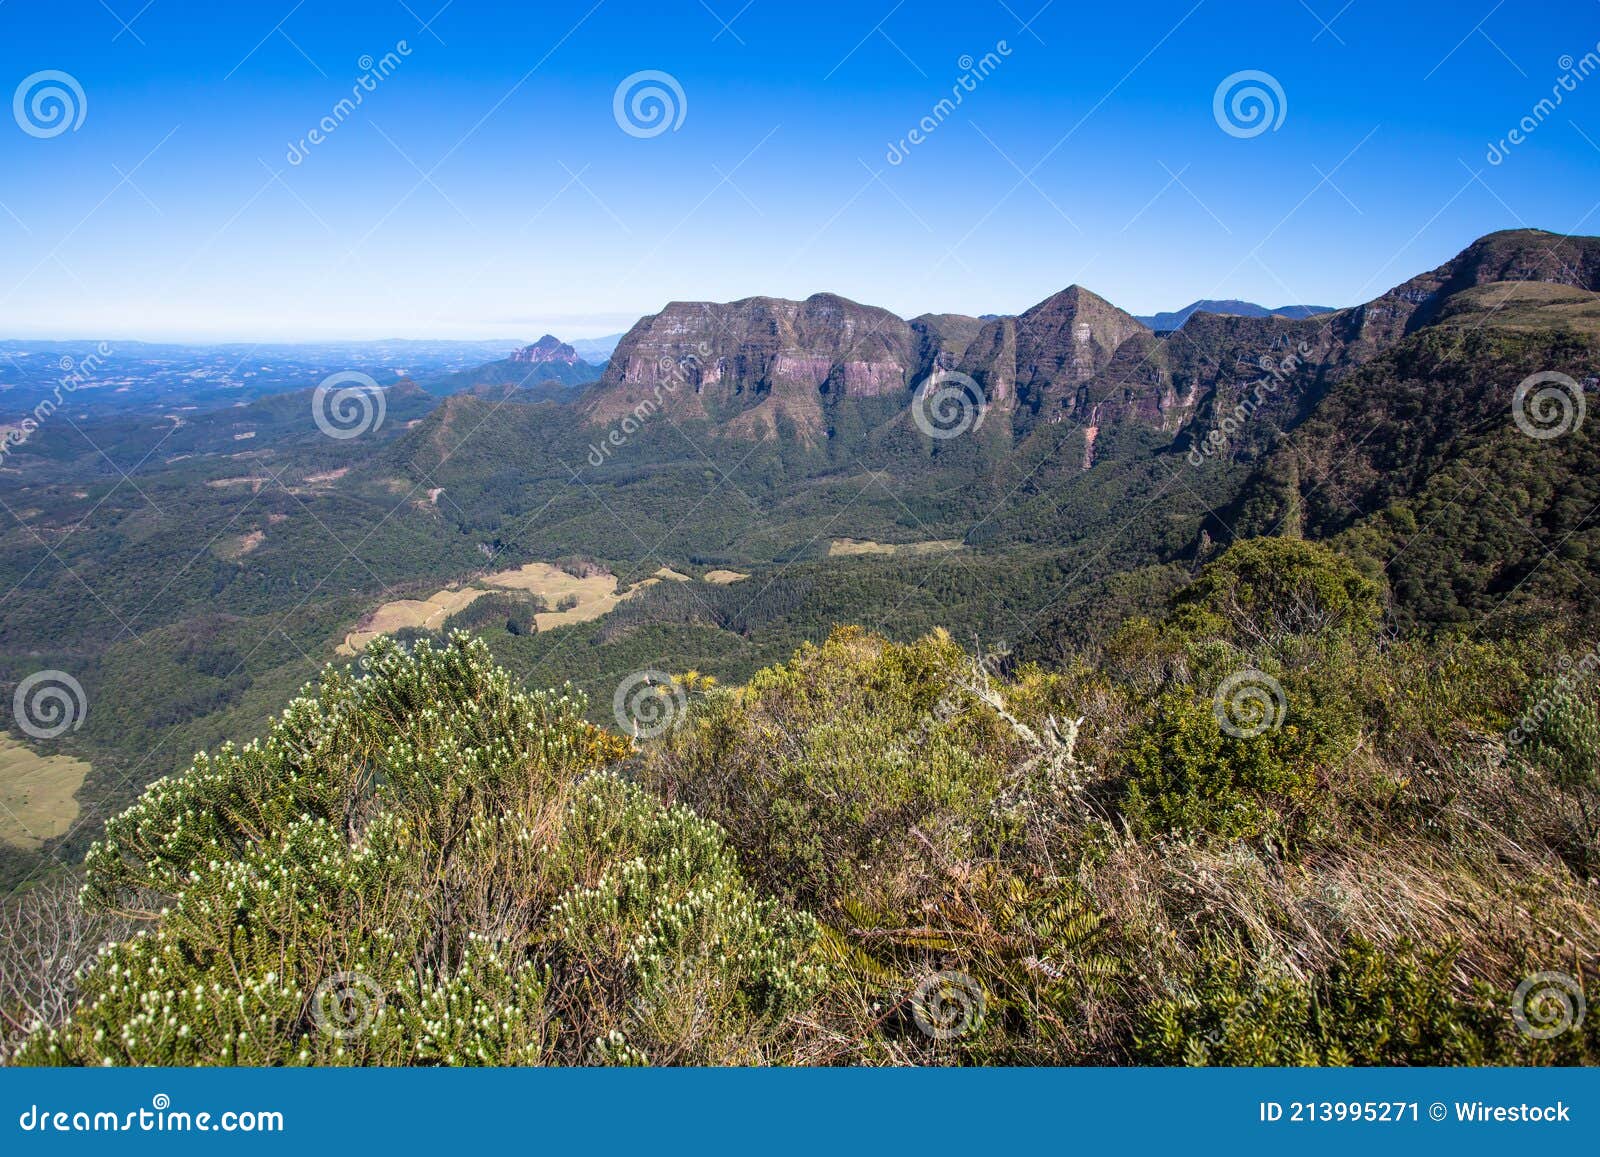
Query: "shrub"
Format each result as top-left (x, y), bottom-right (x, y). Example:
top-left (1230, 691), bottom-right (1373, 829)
top-left (14, 634), bottom-right (824, 1066)
top-left (1517, 675), bottom-right (1600, 875)
top-left (643, 627), bottom-right (1017, 911)
top-left (641, 627), bottom-right (1127, 1064)
top-left (1119, 689), bottom-right (1322, 842)
top-left (1170, 537), bottom-right (1385, 647)
top-left (15, 617), bottom-right (1599, 1070)
top-left (1137, 938), bottom-right (1596, 1066)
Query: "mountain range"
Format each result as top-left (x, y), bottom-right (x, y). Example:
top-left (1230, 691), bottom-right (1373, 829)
top-left (2, 226), bottom-right (1598, 892)
top-left (8, 228), bottom-right (1600, 1068)
top-left (552, 228), bottom-right (1593, 457)
top-left (1132, 300), bottom-right (1337, 331)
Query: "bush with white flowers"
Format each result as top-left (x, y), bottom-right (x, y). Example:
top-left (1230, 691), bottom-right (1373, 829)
top-left (15, 634), bottom-right (824, 1066)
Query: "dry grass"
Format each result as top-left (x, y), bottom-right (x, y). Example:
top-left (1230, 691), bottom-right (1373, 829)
top-left (488, 562), bottom-right (624, 628)
top-left (204, 476), bottom-right (268, 490)
top-left (0, 735), bottom-right (89, 850)
top-left (828, 538), bottom-right (963, 557)
top-left (704, 569), bottom-right (749, 584)
top-left (214, 529), bottom-right (265, 560)
top-left (1438, 281), bottom-right (1600, 335)
top-left (339, 587), bottom-right (489, 654)
top-left (340, 561), bottom-right (727, 652)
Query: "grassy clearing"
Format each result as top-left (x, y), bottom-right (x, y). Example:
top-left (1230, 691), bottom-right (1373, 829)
top-left (486, 562), bottom-right (622, 629)
top-left (1439, 281), bottom-right (1600, 335)
top-left (340, 587), bottom-right (489, 654)
top-left (214, 529), bottom-right (265, 560)
top-left (828, 538), bottom-right (963, 557)
top-left (703, 569), bottom-right (749, 584)
top-left (0, 734), bottom-right (89, 850)
top-left (340, 562), bottom-right (724, 652)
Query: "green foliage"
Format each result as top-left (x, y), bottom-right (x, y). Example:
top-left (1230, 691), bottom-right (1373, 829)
top-left (14, 615), bottom-right (1600, 1069)
top-left (1101, 540), bottom-right (1375, 845)
top-left (443, 591), bottom-right (543, 636)
top-left (1138, 939), bottom-right (1596, 1066)
top-left (1311, 327), bottom-right (1600, 638)
top-left (640, 627), bottom-right (1131, 1064)
top-left (1378, 636), bottom-right (1533, 742)
top-left (1170, 537), bottom-right (1384, 646)
top-left (1516, 673), bottom-right (1600, 873)
top-left (645, 627), bottom-right (1014, 910)
top-left (15, 634), bottom-right (824, 1066)
top-left (1523, 677), bottom-right (1600, 802)
top-left (1119, 689), bottom-right (1321, 842)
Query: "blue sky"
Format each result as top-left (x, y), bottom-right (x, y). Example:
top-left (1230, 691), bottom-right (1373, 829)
top-left (1, 0), bottom-right (1597, 340)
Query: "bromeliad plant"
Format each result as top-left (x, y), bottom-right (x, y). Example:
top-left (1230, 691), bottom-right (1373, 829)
top-left (15, 634), bottom-right (825, 1066)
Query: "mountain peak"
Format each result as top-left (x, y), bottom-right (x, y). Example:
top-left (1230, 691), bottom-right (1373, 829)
top-left (1028, 283), bottom-right (1108, 307)
top-left (959, 283), bottom-right (1147, 420)
top-left (509, 334), bottom-right (581, 365)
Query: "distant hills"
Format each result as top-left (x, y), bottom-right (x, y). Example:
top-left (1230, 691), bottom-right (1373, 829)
top-left (1133, 299), bottom-right (1337, 331)
top-left (0, 337), bottom-right (526, 422)
top-left (3, 225), bottom-right (1600, 897)
top-left (0, 335), bottom-right (618, 422)
top-left (568, 333), bottom-right (625, 362)
top-left (418, 335), bottom-right (604, 398)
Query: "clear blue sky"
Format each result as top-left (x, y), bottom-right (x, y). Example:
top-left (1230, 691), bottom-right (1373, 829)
top-left (1, 0), bottom-right (1596, 340)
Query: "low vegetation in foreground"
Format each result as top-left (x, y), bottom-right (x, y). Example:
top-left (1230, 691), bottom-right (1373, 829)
top-left (4, 539), bottom-right (1597, 1065)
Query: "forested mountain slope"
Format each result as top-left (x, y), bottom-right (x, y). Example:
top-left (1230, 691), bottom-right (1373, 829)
top-left (2, 228), bottom-right (1597, 896)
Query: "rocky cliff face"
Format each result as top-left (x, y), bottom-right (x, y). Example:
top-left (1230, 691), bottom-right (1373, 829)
top-left (575, 230), bottom-right (1600, 458)
top-left (958, 285), bottom-right (1149, 422)
top-left (909, 313), bottom-right (985, 375)
top-left (584, 293), bottom-right (919, 440)
top-left (1336, 229), bottom-right (1600, 355)
top-left (582, 280), bottom-right (1325, 455)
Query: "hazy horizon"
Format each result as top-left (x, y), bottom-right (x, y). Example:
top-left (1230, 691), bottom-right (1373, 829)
top-left (0, 222), bottom-right (1553, 346)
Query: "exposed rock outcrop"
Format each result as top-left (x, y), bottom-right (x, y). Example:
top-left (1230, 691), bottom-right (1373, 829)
top-left (509, 334), bottom-right (583, 365)
top-left (584, 293), bottom-right (918, 440)
top-left (958, 285), bottom-right (1149, 422)
top-left (1335, 228), bottom-right (1600, 355)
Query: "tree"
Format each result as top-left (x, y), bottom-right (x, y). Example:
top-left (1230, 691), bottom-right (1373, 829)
top-left (1169, 537), bottom-right (1384, 647)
